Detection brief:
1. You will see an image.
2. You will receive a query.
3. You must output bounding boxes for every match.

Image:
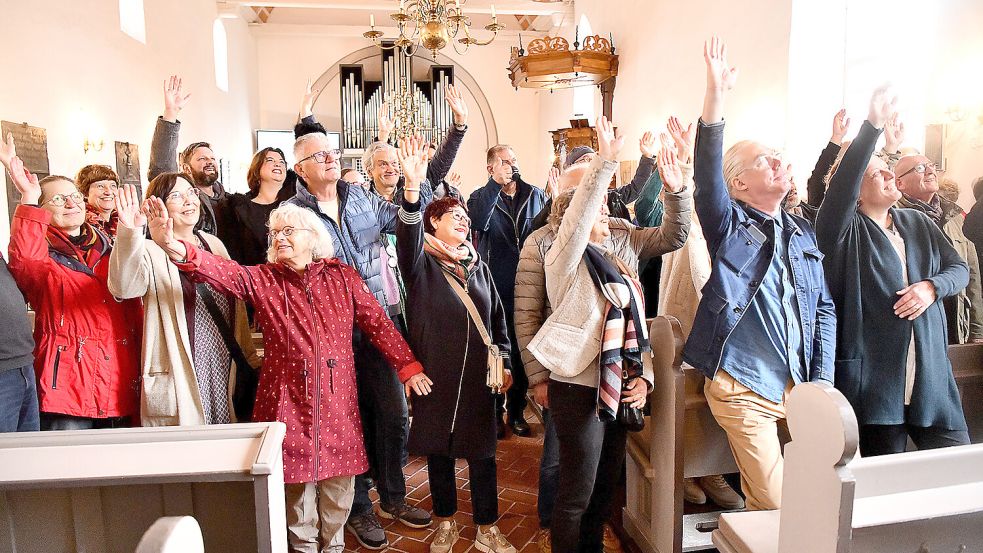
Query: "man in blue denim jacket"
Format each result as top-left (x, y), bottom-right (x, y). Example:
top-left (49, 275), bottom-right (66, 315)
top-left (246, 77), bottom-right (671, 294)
top-left (682, 37), bottom-right (836, 511)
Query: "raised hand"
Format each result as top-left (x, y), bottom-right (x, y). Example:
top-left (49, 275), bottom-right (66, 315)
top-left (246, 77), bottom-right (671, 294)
top-left (397, 135), bottom-right (429, 200)
top-left (868, 85), bottom-right (898, 130)
top-left (831, 109), bottom-right (851, 145)
top-left (114, 184), bottom-right (147, 229)
top-left (657, 137), bottom-right (685, 193)
top-left (162, 75), bottom-right (191, 122)
top-left (546, 166), bottom-right (560, 198)
top-left (702, 36), bottom-right (738, 124)
top-left (667, 116), bottom-right (695, 162)
top-left (0, 132), bottom-right (16, 169)
top-left (404, 372), bottom-right (434, 397)
top-left (639, 131), bottom-right (658, 159)
top-left (446, 171), bottom-right (463, 189)
top-left (299, 77), bottom-right (319, 118)
top-left (595, 116), bottom-right (624, 162)
top-left (7, 156), bottom-right (41, 205)
top-left (884, 113), bottom-right (905, 152)
top-left (445, 84), bottom-right (468, 126)
top-left (378, 101), bottom-right (395, 144)
top-left (145, 196), bottom-right (186, 261)
top-left (894, 280), bottom-right (937, 321)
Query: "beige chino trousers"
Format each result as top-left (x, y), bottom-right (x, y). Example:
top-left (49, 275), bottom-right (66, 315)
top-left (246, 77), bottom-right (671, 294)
top-left (285, 475), bottom-right (356, 553)
top-left (704, 370), bottom-right (792, 511)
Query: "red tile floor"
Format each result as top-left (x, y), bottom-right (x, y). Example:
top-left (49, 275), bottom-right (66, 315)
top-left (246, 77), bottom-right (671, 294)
top-left (343, 415), bottom-right (639, 552)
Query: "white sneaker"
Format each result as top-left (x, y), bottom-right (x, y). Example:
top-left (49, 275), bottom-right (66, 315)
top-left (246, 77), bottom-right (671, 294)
top-left (683, 477), bottom-right (707, 504)
top-left (475, 525), bottom-right (517, 553)
top-left (430, 520), bottom-right (460, 553)
top-left (700, 474), bottom-right (745, 510)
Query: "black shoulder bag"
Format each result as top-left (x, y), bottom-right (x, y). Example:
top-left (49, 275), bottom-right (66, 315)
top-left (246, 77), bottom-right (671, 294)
top-left (198, 285), bottom-right (260, 422)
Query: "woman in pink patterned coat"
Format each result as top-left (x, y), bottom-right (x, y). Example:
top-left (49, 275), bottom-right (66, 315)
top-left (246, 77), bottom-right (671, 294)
top-left (145, 198), bottom-right (432, 553)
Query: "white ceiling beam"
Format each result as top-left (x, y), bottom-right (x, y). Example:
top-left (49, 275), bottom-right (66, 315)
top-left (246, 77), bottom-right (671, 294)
top-left (219, 0), bottom-right (566, 16)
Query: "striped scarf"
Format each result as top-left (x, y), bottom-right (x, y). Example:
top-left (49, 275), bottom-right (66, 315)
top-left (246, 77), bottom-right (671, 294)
top-left (583, 245), bottom-right (651, 421)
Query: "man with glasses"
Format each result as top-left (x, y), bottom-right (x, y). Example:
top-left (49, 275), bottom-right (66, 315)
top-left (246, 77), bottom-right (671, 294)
top-left (287, 132), bottom-right (435, 550)
top-left (3, 153), bottom-right (141, 432)
top-left (148, 75), bottom-right (225, 234)
top-left (896, 155), bottom-right (983, 344)
top-left (684, 37), bottom-right (835, 511)
top-left (468, 145), bottom-right (547, 439)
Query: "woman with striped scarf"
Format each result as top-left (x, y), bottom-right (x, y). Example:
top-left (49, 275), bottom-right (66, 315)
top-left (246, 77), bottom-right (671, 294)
top-left (526, 117), bottom-right (692, 553)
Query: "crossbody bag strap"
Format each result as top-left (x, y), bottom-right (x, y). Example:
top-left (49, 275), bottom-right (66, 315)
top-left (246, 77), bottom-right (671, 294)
top-left (441, 271), bottom-right (493, 348)
top-left (198, 284), bottom-right (250, 369)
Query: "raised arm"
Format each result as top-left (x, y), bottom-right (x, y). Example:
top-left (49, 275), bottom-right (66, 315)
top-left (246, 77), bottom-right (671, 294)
top-left (544, 116), bottom-right (623, 276)
top-left (608, 132), bottom-right (657, 206)
top-left (694, 37), bottom-right (740, 249)
top-left (806, 109), bottom-right (850, 208)
top-left (5, 156), bottom-right (52, 295)
top-left (378, 135), bottom-right (433, 234)
top-left (425, 84), bottom-right (468, 186)
top-left (108, 185), bottom-right (152, 299)
top-left (631, 143), bottom-right (693, 259)
top-left (395, 137), bottom-right (428, 280)
top-left (149, 76), bottom-right (190, 181)
top-left (815, 88), bottom-right (893, 251)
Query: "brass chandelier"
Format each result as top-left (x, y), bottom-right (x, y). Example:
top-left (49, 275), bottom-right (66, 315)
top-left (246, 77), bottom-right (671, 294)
top-left (363, 0), bottom-right (505, 60)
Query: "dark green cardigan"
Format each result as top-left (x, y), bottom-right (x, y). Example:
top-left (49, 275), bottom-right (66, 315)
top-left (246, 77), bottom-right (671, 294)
top-left (815, 120), bottom-right (969, 430)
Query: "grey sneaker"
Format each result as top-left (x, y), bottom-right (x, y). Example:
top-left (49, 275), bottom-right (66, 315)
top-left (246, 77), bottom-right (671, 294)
top-left (475, 525), bottom-right (517, 553)
top-left (700, 474), bottom-right (745, 510)
top-left (430, 520), bottom-right (460, 552)
top-left (345, 512), bottom-right (388, 550)
top-left (379, 501), bottom-right (432, 528)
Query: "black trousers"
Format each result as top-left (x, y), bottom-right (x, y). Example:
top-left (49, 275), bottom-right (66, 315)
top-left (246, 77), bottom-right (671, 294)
top-left (427, 454), bottom-right (499, 525)
top-left (859, 423), bottom-right (970, 456)
top-left (550, 381), bottom-right (627, 553)
top-left (496, 308), bottom-right (528, 422)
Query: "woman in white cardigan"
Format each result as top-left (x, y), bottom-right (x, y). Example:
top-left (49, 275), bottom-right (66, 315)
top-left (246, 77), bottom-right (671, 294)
top-left (108, 177), bottom-right (260, 427)
top-left (527, 117), bottom-right (691, 553)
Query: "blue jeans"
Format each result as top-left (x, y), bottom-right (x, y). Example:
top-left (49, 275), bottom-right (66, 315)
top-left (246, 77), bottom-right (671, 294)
top-left (349, 322), bottom-right (410, 516)
top-left (0, 365), bottom-right (39, 432)
top-left (538, 408), bottom-right (560, 528)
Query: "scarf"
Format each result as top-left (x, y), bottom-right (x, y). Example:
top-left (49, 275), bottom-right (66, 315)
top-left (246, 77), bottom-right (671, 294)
top-left (46, 223), bottom-right (107, 269)
top-left (583, 244), bottom-right (651, 421)
top-left (423, 233), bottom-right (478, 285)
top-left (899, 193), bottom-right (945, 227)
top-left (85, 204), bottom-right (119, 239)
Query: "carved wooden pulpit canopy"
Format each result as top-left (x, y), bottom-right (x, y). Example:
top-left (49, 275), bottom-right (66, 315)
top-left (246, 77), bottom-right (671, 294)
top-left (508, 35), bottom-right (618, 90)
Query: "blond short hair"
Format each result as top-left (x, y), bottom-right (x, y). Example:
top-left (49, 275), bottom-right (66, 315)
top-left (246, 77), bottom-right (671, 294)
top-left (266, 203), bottom-right (335, 263)
top-left (722, 140), bottom-right (758, 194)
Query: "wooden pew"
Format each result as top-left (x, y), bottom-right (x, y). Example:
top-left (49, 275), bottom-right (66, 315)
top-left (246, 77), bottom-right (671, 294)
top-left (712, 382), bottom-right (983, 553)
top-left (0, 423), bottom-right (287, 553)
top-left (623, 316), bottom-right (741, 553)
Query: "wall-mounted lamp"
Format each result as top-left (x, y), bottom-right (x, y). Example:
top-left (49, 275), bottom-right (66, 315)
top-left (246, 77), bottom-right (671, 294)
top-left (83, 138), bottom-right (104, 153)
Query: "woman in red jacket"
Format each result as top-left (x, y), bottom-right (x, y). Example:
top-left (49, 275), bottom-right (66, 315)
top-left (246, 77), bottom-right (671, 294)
top-left (144, 197), bottom-right (432, 553)
top-left (5, 155), bottom-right (142, 430)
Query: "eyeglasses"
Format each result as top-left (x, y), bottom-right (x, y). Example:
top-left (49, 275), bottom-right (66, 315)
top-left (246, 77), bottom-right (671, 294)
top-left (268, 226), bottom-right (313, 240)
top-left (92, 182), bottom-right (119, 192)
top-left (444, 211), bottom-right (471, 226)
top-left (737, 151), bottom-right (783, 176)
top-left (297, 149), bottom-right (342, 164)
top-left (897, 163), bottom-right (943, 180)
top-left (41, 192), bottom-right (85, 207)
top-left (164, 188), bottom-right (201, 204)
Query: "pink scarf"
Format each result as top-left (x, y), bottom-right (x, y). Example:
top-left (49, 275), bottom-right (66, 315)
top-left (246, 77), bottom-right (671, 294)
top-left (423, 233), bottom-right (478, 285)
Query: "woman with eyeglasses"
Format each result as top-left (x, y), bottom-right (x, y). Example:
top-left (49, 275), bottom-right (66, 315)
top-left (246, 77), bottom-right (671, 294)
top-left (4, 155), bottom-right (142, 430)
top-left (218, 147), bottom-right (297, 267)
top-left (108, 173), bottom-right (261, 427)
top-left (144, 198), bottom-right (430, 552)
top-left (393, 137), bottom-right (517, 553)
top-left (815, 87), bottom-right (971, 456)
top-left (75, 164), bottom-right (122, 239)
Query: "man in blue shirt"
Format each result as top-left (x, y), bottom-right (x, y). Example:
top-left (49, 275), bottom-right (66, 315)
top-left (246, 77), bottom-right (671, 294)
top-left (683, 37), bottom-right (836, 511)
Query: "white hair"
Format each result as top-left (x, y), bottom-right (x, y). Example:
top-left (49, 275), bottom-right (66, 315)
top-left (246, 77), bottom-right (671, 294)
top-left (293, 132), bottom-right (329, 165)
top-left (266, 203), bottom-right (335, 263)
top-left (362, 141), bottom-right (396, 174)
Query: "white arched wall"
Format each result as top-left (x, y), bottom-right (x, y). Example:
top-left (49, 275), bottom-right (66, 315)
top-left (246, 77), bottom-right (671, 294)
top-left (253, 27), bottom-right (546, 196)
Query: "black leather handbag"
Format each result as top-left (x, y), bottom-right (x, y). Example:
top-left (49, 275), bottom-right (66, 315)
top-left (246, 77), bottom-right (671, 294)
top-left (617, 370), bottom-right (646, 432)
